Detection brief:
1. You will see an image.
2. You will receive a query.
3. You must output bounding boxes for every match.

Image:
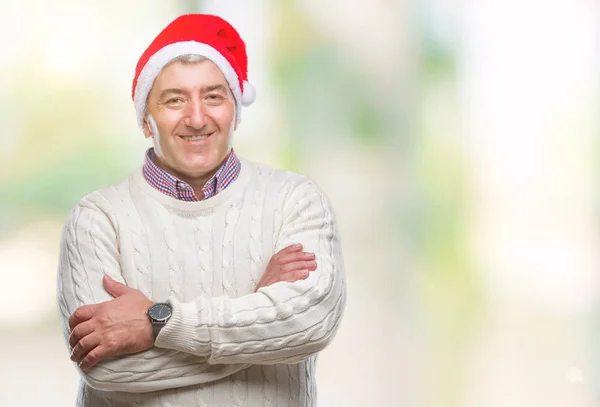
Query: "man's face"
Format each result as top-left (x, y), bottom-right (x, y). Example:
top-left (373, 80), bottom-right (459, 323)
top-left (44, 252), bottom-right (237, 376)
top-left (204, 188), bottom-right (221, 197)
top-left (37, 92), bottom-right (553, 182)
top-left (144, 59), bottom-right (236, 180)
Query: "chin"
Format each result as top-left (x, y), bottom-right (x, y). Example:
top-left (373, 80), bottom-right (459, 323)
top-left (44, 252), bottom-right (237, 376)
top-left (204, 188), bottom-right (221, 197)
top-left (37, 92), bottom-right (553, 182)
top-left (182, 155), bottom-right (218, 172)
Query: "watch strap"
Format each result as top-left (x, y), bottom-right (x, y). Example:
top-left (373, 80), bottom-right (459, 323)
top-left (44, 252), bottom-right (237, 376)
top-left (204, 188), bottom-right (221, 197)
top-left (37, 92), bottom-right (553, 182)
top-left (148, 302), bottom-right (172, 342)
top-left (152, 322), bottom-right (165, 341)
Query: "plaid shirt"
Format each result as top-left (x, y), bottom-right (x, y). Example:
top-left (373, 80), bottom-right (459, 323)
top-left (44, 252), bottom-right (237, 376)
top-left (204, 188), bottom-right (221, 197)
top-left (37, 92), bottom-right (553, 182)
top-left (142, 148), bottom-right (241, 201)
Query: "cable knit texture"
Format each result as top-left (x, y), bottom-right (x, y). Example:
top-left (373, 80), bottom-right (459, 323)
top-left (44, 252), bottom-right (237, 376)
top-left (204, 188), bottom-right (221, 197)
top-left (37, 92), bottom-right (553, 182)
top-left (56, 158), bottom-right (346, 407)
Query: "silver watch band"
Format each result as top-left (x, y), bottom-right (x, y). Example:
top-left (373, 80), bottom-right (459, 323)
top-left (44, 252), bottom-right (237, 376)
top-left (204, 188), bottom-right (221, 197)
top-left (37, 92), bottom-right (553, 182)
top-left (152, 322), bottom-right (165, 341)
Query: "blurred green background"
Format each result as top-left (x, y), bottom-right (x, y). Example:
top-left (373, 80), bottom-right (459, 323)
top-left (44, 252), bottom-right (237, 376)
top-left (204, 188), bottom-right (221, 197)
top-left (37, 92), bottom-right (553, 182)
top-left (1, 1), bottom-right (599, 406)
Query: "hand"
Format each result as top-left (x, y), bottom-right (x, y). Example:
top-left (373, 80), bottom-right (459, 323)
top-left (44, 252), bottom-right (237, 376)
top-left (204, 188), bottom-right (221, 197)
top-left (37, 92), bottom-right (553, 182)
top-left (68, 276), bottom-right (154, 370)
top-left (255, 244), bottom-right (317, 292)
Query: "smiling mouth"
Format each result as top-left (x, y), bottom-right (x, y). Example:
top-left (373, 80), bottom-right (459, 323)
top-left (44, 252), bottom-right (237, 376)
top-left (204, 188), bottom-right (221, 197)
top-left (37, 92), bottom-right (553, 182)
top-left (179, 132), bottom-right (213, 141)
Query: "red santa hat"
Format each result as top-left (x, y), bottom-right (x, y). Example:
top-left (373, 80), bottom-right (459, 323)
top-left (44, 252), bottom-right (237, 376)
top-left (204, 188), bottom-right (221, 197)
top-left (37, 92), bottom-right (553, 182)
top-left (131, 14), bottom-right (256, 130)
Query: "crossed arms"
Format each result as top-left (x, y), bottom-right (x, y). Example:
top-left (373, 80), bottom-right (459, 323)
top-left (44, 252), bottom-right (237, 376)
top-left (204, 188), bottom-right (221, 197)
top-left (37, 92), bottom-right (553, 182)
top-left (57, 179), bottom-right (346, 393)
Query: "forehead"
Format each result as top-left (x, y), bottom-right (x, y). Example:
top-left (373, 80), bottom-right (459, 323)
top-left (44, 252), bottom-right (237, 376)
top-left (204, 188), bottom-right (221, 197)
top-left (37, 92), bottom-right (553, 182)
top-left (151, 59), bottom-right (229, 94)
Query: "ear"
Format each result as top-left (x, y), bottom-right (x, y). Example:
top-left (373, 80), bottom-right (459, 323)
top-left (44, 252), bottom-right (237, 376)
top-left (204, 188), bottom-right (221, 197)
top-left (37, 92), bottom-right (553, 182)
top-left (233, 104), bottom-right (238, 131)
top-left (142, 116), bottom-right (152, 139)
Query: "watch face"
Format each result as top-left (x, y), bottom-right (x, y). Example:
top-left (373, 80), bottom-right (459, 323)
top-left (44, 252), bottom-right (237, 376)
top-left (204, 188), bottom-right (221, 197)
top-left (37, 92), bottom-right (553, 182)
top-left (148, 303), bottom-right (172, 322)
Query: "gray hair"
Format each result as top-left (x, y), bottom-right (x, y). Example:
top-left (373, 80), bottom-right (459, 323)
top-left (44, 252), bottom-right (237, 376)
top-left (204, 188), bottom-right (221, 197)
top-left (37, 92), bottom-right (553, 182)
top-left (170, 54), bottom-right (207, 64)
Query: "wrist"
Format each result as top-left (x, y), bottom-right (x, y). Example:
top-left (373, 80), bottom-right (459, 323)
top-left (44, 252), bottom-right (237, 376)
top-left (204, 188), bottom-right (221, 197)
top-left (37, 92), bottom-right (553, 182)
top-left (147, 302), bottom-right (173, 342)
top-left (153, 299), bottom-right (211, 356)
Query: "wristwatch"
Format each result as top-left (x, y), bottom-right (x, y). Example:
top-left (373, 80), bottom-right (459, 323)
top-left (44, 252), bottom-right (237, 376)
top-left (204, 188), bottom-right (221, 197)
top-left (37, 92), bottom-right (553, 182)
top-left (147, 302), bottom-right (173, 341)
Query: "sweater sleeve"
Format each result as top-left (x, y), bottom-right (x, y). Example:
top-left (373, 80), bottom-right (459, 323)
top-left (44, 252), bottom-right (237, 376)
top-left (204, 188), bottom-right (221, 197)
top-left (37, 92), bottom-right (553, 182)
top-left (56, 193), bottom-right (248, 393)
top-left (154, 178), bottom-right (347, 364)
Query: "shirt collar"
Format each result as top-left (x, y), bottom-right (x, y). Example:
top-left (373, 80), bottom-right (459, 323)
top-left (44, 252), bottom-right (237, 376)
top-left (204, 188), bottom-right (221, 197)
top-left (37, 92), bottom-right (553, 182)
top-left (142, 148), bottom-right (240, 201)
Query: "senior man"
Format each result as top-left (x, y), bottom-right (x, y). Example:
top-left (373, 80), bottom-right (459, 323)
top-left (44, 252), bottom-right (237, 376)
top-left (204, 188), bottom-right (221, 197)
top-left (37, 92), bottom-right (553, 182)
top-left (56, 13), bottom-right (346, 407)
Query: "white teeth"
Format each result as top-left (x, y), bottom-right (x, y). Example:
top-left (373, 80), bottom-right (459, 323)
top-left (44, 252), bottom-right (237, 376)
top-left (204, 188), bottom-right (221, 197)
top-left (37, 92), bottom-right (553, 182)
top-left (181, 135), bottom-right (209, 141)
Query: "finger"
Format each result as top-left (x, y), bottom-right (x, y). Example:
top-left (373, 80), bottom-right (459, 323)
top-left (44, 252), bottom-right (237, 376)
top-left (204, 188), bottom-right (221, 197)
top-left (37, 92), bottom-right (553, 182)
top-left (278, 251), bottom-right (315, 265)
top-left (79, 345), bottom-right (110, 371)
top-left (275, 244), bottom-right (303, 257)
top-left (71, 333), bottom-right (100, 363)
top-left (258, 269), bottom-right (309, 289)
top-left (103, 275), bottom-right (131, 298)
top-left (69, 320), bottom-right (95, 349)
top-left (278, 269), bottom-right (311, 283)
top-left (69, 305), bottom-right (96, 332)
top-left (281, 260), bottom-right (317, 274)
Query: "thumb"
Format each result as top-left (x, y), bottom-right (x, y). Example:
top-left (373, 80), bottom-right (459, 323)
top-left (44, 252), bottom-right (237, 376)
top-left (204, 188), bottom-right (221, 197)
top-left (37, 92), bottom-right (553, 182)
top-left (103, 275), bottom-right (131, 298)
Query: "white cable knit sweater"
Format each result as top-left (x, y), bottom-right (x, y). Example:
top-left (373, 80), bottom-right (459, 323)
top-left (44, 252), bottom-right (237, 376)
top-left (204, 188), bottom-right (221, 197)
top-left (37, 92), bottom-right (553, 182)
top-left (56, 158), bottom-right (346, 407)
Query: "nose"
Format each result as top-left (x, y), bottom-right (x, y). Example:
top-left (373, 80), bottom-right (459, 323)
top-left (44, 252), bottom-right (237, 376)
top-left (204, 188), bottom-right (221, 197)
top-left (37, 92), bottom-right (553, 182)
top-left (183, 99), bottom-right (207, 130)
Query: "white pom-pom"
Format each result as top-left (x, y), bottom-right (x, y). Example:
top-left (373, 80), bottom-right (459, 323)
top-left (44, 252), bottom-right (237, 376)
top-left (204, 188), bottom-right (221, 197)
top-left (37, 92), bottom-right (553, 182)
top-left (241, 81), bottom-right (256, 106)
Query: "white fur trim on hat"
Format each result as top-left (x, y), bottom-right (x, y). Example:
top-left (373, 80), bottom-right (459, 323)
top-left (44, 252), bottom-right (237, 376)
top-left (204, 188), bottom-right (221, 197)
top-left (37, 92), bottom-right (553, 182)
top-left (241, 81), bottom-right (256, 106)
top-left (133, 41), bottom-right (250, 130)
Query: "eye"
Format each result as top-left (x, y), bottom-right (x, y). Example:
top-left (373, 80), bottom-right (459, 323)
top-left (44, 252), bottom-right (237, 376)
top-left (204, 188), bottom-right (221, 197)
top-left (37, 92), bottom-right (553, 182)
top-left (166, 97), bottom-right (184, 105)
top-left (205, 94), bottom-right (225, 105)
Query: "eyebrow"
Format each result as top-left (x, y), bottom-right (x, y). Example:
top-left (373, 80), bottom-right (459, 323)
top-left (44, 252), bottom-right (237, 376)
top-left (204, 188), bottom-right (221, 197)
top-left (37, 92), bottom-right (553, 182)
top-left (158, 84), bottom-right (228, 100)
top-left (202, 84), bottom-right (228, 94)
top-left (159, 88), bottom-right (186, 99)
